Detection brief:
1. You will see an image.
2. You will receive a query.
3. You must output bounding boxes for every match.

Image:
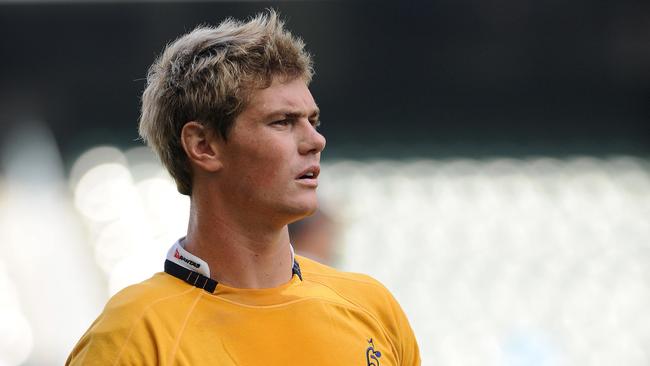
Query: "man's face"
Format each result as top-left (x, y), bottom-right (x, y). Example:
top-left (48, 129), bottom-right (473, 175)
top-left (215, 76), bottom-right (325, 224)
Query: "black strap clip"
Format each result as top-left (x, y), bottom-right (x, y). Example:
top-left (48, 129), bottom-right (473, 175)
top-left (165, 260), bottom-right (218, 293)
top-left (165, 259), bottom-right (303, 293)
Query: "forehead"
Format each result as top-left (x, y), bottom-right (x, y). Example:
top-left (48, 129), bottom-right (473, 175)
top-left (244, 77), bottom-right (317, 117)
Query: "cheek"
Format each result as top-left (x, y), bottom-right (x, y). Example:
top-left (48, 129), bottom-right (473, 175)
top-left (238, 145), bottom-right (290, 189)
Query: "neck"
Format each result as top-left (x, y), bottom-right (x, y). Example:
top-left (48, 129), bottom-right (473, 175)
top-left (183, 197), bottom-right (294, 289)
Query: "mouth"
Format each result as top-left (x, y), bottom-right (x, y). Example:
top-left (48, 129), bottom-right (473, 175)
top-left (296, 166), bottom-right (320, 180)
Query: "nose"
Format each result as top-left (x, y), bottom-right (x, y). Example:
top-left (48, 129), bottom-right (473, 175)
top-left (298, 121), bottom-right (326, 155)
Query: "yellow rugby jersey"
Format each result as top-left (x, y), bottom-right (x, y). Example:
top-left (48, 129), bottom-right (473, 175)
top-left (67, 245), bottom-right (420, 365)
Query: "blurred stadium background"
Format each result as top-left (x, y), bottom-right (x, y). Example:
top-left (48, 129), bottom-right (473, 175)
top-left (1, 1), bottom-right (649, 365)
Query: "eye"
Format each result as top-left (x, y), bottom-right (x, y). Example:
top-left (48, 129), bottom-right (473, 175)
top-left (310, 119), bottom-right (321, 128)
top-left (271, 119), bottom-right (291, 126)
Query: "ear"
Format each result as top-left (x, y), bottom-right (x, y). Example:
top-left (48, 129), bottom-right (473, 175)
top-left (180, 121), bottom-right (223, 173)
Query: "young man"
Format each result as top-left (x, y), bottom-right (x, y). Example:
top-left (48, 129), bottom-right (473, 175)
top-left (67, 10), bottom-right (420, 365)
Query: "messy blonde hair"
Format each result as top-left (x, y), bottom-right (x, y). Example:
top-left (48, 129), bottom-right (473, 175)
top-left (139, 9), bottom-right (313, 195)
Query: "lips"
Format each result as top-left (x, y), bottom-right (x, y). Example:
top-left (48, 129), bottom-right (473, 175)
top-left (296, 165), bottom-right (320, 180)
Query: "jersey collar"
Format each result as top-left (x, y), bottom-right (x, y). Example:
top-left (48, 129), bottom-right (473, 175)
top-left (164, 237), bottom-right (302, 293)
top-left (166, 238), bottom-right (211, 277)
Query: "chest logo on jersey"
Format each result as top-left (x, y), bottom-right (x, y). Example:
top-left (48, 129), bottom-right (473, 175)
top-left (366, 338), bottom-right (382, 366)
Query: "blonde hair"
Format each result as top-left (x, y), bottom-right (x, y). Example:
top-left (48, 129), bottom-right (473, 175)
top-left (139, 10), bottom-right (313, 195)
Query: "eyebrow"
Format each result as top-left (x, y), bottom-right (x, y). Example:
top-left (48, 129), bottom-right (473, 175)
top-left (267, 107), bottom-right (320, 121)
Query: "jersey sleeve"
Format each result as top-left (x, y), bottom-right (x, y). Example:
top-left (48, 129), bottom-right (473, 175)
top-left (299, 257), bottom-right (422, 366)
top-left (342, 271), bottom-right (422, 366)
top-left (65, 281), bottom-right (181, 365)
top-left (65, 310), bottom-right (161, 366)
top-left (386, 290), bottom-right (421, 366)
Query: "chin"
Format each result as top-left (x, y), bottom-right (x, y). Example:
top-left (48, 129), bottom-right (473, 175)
top-left (302, 204), bottom-right (319, 218)
top-left (284, 199), bottom-right (319, 222)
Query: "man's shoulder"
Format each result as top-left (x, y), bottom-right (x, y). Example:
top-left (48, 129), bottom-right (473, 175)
top-left (297, 256), bottom-right (399, 315)
top-left (298, 255), bottom-right (386, 289)
top-left (297, 256), bottom-right (421, 365)
top-left (89, 272), bottom-right (197, 336)
top-left (66, 273), bottom-right (195, 365)
top-left (105, 272), bottom-right (192, 313)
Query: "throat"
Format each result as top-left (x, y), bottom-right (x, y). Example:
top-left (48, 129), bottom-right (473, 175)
top-left (183, 230), bottom-right (295, 289)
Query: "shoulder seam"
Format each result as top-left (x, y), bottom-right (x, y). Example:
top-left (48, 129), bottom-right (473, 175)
top-left (110, 287), bottom-right (196, 366)
top-left (168, 290), bottom-right (203, 362)
top-left (301, 270), bottom-right (384, 287)
top-left (73, 321), bottom-right (96, 366)
top-left (304, 277), bottom-right (400, 359)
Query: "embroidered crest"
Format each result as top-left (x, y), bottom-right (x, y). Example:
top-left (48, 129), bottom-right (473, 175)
top-left (366, 338), bottom-right (382, 366)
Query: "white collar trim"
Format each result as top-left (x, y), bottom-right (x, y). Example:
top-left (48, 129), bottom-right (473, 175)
top-left (166, 238), bottom-right (211, 277)
top-left (166, 237), bottom-right (297, 279)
